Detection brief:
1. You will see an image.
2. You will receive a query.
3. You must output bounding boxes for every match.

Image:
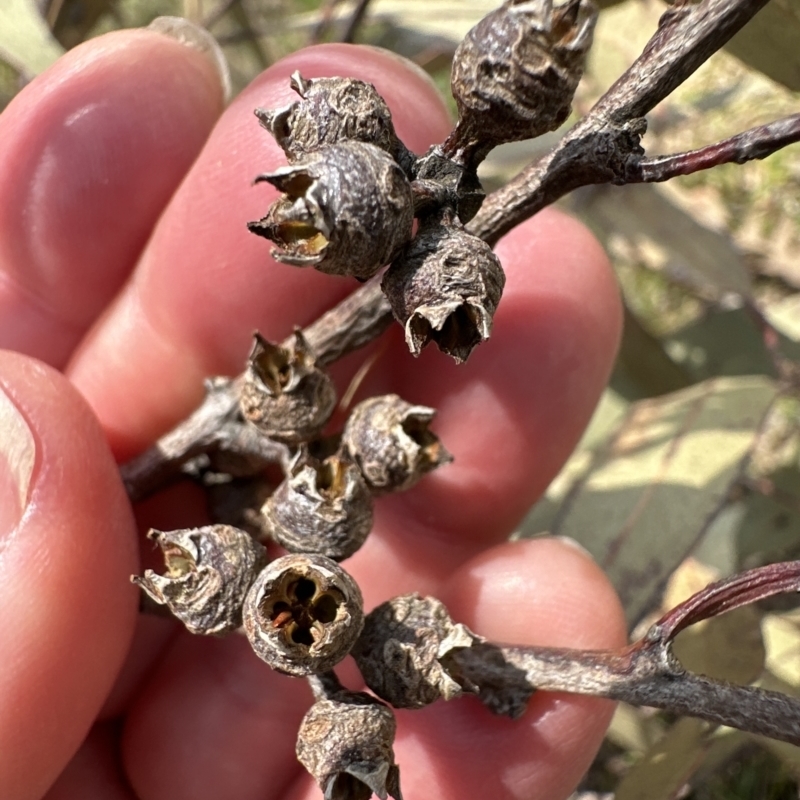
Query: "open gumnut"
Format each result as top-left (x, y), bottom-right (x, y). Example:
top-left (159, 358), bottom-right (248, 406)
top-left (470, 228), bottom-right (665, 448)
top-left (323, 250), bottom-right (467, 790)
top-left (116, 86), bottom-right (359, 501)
top-left (264, 451), bottom-right (374, 561)
top-left (132, 525), bottom-right (268, 636)
top-left (248, 141), bottom-right (414, 280)
top-left (240, 330), bottom-right (336, 443)
top-left (243, 554), bottom-right (364, 676)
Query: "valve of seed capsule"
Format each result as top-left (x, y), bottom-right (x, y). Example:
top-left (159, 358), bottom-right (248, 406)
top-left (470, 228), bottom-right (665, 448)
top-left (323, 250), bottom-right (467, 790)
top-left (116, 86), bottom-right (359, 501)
top-left (132, 525), bottom-right (268, 636)
top-left (381, 211), bottom-right (505, 364)
top-left (341, 394), bottom-right (452, 494)
top-left (243, 554), bottom-right (363, 676)
top-left (247, 141), bottom-right (414, 281)
top-left (255, 71), bottom-right (413, 174)
top-left (240, 330), bottom-right (336, 443)
top-left (447, 0), bottom-right (598, 165)
top-left (263, 451), bottom-right (374, 562)
top-left (297, 688), bottom-right (402, 800)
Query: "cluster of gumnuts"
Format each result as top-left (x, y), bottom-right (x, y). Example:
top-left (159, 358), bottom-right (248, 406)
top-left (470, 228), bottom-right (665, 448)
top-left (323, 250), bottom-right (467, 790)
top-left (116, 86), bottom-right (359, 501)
top-left (133, 2), bottom-right (597, 798)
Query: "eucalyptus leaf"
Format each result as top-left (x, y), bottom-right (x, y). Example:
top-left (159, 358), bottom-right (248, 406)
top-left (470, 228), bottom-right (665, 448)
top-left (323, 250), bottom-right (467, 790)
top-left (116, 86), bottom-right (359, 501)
top-left (536, 376), bottom-right (777, 626)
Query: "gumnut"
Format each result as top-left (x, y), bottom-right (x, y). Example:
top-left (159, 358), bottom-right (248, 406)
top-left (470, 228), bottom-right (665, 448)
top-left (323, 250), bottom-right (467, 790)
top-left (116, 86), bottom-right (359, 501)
top-left (248, 140), bottom-right (414, 280)
top-left (263, 451), bottom-right (374, 561)
top-left (298, 674), bottom-right (402, 800)
top-left (447, 0), bottom-right (598, 164)
top-left (243, 553), bottom-right (363, 676)
top-left (255, 71), bottom-right (413, 172)
top-left (132, 525), bottom-right (268, 636)
top-left (240, 330), bottom-right (336, 443)
top-left (352, 593), bottom-right (534, 717)
top-left (341, 394), bottom-right (452, 494)
top-left (381, 211), bottom-right (505, 363)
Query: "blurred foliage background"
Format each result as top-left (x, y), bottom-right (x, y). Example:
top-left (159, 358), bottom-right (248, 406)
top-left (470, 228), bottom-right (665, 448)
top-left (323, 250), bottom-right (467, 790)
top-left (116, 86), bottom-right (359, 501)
top-left (2, 0), bottom-right (800, 797)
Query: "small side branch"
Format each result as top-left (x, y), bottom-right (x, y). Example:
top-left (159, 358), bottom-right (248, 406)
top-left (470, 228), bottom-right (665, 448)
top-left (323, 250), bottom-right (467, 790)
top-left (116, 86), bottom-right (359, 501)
top-left (469, 0), bottom-right (773, 246)
top-left (489, 561), bottom-right (800, 747)
top-left (635, 114), bottom-right (800, 183)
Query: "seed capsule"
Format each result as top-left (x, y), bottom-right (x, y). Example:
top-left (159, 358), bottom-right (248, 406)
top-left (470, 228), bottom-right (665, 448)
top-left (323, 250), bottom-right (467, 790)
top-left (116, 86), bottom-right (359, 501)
top-left (352, 593), bottom-right (533, 717)
top-left (448, 0), bottom-right (597, 163)
top-left (341, 395), bottom-right (451, 494)
top-left (264, 452), bottom-right (373, 561)
top-left (382, 213), bottom-right (505, 363)
top-left (243, 554), bottom-right (363, 676)
top-left (352, 593), bottom-right (476, 709)
top-left (248, 141), bottom-right (414, 280)
top-left (255, 72), bottom-right (413, 172)
top-left (132, 525), bottom-right (268, 636)
top-left (240, 330), bottom-right (336, 443)
top-left (297, 689), bottom-right (402, 800)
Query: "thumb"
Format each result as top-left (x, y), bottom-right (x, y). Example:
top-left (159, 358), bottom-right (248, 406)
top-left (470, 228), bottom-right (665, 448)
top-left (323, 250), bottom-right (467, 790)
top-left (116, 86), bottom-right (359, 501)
top-left (0, 351), bottom-right (138, 800)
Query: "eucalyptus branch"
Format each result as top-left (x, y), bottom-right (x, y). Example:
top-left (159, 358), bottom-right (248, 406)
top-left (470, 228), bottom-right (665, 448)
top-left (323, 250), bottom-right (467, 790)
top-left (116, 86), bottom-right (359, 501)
top-left (633, 113), bottom-right (800, 183)
top-left (462, 561), bottom-right (800, 746)
top-left (468, 0), bottom-right (773, 245)
top-left (121, 0), bottom-right (797, 504)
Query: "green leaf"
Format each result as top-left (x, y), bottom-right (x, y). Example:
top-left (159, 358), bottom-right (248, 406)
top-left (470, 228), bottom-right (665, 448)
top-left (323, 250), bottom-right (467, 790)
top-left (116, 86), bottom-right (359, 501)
top-left (538, 377), bottom-right (777, 626)
top-left (0, 0), bottom-right (65, 78)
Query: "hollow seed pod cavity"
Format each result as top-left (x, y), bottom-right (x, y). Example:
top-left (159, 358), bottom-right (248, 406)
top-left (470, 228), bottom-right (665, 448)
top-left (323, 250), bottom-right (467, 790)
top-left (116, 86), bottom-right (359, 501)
top-left (243, 554), bottom-right (364, 676)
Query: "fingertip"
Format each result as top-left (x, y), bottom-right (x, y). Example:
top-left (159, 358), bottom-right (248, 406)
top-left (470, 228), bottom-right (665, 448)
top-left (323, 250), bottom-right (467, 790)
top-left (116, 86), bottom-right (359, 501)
top-left (443, 537), bottom-right (627, 650)
top-left (0, 29), bottom-right (225, 367)
top-left (0, 351), bottom-right (138, 799)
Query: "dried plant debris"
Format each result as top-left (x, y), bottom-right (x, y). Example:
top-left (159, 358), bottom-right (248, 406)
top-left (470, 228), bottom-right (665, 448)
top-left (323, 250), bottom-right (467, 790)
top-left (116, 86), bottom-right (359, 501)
top-left (352, 593), bottom-right (533, 717)
top-left (243, 553), bottom-right (364, 676)
top-left (248, 141), bottom-right (414, 280)
top-left (256, 71), bottom-right (413, 173)
top-left (133, 525), bottom-right (268, 636)
top-left (342, 394), bottom-right (452, 494)
top-left (382, 212), bottom-right (505, 363)
top-left (264, 451), bottom-right (374, 561)
top-left (240, 330), bottom-right (336, 443)
top-left (298, 688), bottom-right (402, 800)
top-left (448, 0), bottom-right (598, 164)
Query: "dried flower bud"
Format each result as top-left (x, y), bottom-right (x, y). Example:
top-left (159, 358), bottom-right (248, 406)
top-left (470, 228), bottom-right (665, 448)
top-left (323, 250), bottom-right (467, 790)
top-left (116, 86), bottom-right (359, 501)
top-left (243, 554), bottom-right (363, 676)
top-left (382, 214), bottom-right (505, 363)
top-left (240, 331), bottom-right (336, 443)
top-left (248, 141), bottom-right (414, 280)
top-left (255, 72), bottom-right (413, 173)
top-left (264, 452), bottom-right (373, 561)
top-left (132, 525), bottom-right (268, 636)
top-left (352, 593), bottom-right (533, 717)
top-left (342, 394), bottom-right (451, 494)
top-left (297, 690), bottom-right (402, 800)
top-left (447, 0), bottom-right (597, 162)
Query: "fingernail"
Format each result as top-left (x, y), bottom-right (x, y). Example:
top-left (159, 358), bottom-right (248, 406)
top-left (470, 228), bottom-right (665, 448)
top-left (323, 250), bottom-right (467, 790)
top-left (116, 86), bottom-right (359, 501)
top-left (550, 535), bottom-right (596, 562)
top-left (0, 386), bottom-right (36, 539)
top-left (148, 16), bottom-right (232, 104)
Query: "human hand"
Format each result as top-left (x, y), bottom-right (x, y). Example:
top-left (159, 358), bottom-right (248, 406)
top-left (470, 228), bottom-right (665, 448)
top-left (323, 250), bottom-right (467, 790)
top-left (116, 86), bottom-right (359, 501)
top-left (0, 23), bottom-right (626, 800)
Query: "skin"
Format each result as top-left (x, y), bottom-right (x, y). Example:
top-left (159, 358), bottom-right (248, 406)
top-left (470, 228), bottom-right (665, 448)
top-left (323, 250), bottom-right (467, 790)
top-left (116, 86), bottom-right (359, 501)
top-left (0, 31), bottom-right (627, 800)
